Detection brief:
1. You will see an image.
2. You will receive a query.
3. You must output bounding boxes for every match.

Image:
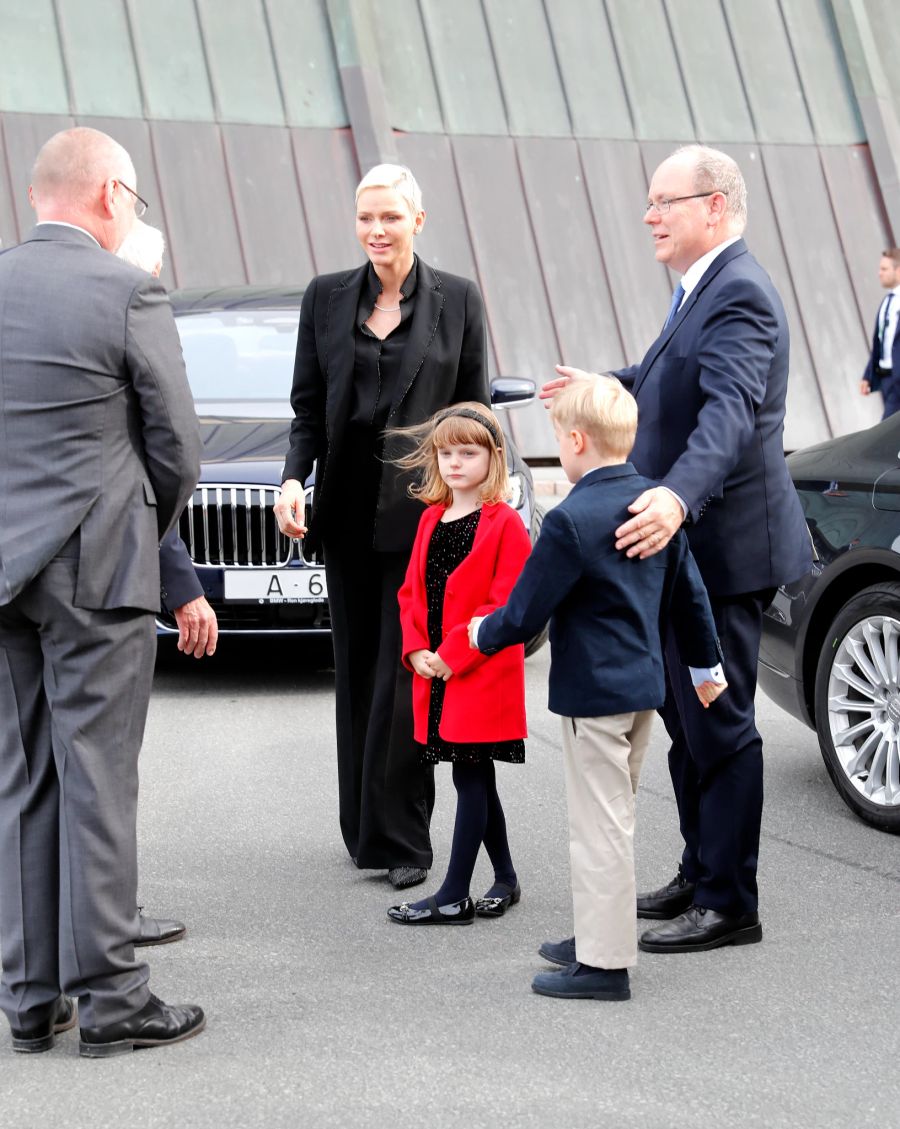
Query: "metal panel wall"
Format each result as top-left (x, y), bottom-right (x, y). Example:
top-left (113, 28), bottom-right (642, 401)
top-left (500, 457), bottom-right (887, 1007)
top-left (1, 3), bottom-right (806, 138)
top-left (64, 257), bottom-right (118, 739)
top-left (126, 0), bottom-right (215, 122)
top-left (290, 127), bottom-right (360, 275)
top-left (665, 0), bottom-right (756, 142)
top-left (0, 121), bottom-right (21, 248)
top-left (374, 0), bottom-right (443, 134)
top-left (151, 122), bottom-right (247, 288)
top-left (452, 136), bottom-right (558, 454)
top-left (263, 0), bottom-right (347, 128)
top-left (516, 138), bottom-right (625, 371)
top-left (605, 0), bottom-right (695, 141)
top-left (483, 0), bottom-right (571, 138)
top-left (56, 0), bottom-right (143, 119)
top-left (723, 0), bottom-right (813, 143)
top-left (196, 0), bottom-right (285, 126)
top-left (221, 124), bottom-right (314, 286)
top-left (0, 1), bottom-right (69, 114)
top-left (419, 0), bottom-right (507, 136)
top-left (1, 113), bottom-right (74, 235)
top-left (542, 0), bottom-right (633, 140)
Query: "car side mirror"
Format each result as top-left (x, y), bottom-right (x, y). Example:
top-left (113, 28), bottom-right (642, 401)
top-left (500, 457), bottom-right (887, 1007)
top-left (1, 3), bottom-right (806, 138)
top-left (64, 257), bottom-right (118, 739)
top-left (491, 377), bottom-right (535, 409)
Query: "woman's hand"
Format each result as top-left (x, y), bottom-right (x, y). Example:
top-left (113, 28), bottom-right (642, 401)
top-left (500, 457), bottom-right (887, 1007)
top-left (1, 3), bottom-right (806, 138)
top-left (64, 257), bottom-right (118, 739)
top-left (408, 650), bottom-right (436, 679)
top-left (273, 479), bottom-right (308, 538)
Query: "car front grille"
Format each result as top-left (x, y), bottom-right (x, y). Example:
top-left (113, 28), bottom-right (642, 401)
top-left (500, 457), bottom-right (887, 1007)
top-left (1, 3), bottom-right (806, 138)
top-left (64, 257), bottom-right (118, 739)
top-left (178, 483), bottom-right (319, 567)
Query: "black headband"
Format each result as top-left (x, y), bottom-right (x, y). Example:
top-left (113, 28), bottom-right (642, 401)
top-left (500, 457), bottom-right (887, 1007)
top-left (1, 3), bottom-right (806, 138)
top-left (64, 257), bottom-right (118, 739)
top-left (437, 407), bottom-right (502, 449)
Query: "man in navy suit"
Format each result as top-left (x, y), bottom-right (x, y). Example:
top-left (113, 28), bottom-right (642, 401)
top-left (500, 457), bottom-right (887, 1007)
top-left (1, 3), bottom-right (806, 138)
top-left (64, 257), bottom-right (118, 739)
top-left (860, 248), bottom-right (900, 418)
top-left (545, 145), bottom-right (811, 953)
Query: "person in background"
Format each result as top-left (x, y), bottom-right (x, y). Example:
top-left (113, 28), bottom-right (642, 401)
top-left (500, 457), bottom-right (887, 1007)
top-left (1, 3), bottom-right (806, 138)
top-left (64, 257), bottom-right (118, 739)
top-left (274, 165), bottom-right (490, 891)
top-left (860, 247), bottom-right (900, 418)
top-left (116, 219), bottom-right (218, 948)
top-left (470, 378), bottom-right (724, 1000)
top-left (388, 404), bottom-right (530, 927)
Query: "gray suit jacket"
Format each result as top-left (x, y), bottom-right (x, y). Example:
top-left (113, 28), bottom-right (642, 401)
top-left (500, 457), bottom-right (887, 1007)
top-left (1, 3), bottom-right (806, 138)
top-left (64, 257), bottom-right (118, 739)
top-left (0, 223), bottom-right (201, 612)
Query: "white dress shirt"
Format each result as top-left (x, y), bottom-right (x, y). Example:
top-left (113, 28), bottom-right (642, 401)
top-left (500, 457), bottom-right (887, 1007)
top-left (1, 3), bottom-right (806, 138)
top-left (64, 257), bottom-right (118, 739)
top-left (879, 285), bottom-right (900, 370)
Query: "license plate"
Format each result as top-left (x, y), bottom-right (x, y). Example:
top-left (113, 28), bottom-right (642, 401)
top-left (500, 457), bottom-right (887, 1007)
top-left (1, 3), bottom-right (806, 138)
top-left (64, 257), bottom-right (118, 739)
top-left (223, 568), bottom-right (327, 604)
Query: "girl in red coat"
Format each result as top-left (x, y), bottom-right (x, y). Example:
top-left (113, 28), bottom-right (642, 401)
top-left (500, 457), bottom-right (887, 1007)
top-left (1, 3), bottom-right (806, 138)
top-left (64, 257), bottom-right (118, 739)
top-left (388, 403), bottom-right (532, 926)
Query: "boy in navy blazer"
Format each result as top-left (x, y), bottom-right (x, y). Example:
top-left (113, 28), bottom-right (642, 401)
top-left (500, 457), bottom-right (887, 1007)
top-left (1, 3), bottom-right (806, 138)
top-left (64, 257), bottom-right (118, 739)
top-left (469, 378), bottom-right (725, 1002)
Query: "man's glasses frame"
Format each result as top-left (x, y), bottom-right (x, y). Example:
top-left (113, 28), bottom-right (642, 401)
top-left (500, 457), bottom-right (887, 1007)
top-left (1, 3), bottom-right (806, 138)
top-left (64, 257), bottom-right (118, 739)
top-left (116, 179), bottom-right (149, 218)
top-left (644, 190), bottom-right (727, 217)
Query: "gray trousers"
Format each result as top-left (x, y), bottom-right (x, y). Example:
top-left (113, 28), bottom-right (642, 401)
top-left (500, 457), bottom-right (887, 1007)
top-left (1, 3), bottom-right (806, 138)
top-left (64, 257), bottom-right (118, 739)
top-left (0, 546), bottom-right (153, 1030)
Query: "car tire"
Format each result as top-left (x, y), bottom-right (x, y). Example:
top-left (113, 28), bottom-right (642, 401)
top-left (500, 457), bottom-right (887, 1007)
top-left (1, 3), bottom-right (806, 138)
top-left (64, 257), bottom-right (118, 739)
top-left (524, 503), bottom-right (549, 659)
top-left (813, 582), bottom-right (900, 833)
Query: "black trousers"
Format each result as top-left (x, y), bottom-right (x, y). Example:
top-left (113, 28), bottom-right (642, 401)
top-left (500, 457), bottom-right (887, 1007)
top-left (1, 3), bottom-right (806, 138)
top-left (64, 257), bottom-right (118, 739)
top-left (323, 539), bottom-right (434, 870)
top-left (661, 588), bottom-right (775, 916)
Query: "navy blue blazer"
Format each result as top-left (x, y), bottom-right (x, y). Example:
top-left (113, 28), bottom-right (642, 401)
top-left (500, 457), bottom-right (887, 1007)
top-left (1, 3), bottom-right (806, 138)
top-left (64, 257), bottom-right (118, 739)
top-left (616, 239), bottom-right (811, 598)
top-left (477, 465), bottom-right (721, 718)
top-left (862, 293), bottom-right (900, 392)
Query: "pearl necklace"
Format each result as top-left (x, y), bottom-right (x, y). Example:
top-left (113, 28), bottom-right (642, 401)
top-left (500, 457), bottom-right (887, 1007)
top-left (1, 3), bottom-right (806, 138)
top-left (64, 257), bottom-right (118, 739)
top-left (374, 301), bottom-right (401, 312)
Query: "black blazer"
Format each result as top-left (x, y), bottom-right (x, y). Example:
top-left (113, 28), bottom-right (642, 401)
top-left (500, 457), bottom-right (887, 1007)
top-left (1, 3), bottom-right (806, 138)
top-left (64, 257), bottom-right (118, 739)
top-left (478, 464), bottom-right (721, 717)
top-left (617, 239), bottom-right (811, 598)
top-left (282, 258), bottom-right (490, 553)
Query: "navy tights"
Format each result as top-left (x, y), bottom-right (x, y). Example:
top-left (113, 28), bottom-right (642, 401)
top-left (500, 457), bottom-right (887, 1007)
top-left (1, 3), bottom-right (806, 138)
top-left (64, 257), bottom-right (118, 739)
top-left (409, 761), bottom-right (516, 908)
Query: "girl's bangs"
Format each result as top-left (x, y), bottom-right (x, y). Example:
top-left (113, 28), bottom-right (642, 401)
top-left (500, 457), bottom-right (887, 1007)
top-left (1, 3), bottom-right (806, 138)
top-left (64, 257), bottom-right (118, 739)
top-left (431, 415), bottom-right (493, 448)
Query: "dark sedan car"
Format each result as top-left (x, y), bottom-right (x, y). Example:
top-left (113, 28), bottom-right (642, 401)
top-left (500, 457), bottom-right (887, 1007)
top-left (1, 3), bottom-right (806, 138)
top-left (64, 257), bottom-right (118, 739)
top-left (159, 286), bottom-right (543, 644)
top-left (758, 412), bottom-right (900, 832)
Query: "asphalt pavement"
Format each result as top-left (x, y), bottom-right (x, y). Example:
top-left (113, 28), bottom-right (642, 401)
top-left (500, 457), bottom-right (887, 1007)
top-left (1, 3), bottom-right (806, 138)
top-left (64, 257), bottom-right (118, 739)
top-left (1, 636), bottom-right (898, 1128)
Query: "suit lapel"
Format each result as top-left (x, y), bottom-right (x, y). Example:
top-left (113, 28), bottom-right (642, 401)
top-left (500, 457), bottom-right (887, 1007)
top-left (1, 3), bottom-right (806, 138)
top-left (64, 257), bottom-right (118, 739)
top-left (632, 239), bottom-right (748, 400)
top-left (324, 265), bottom-right (366, 432)
top-left (390, 260), bottom-right (445, 416)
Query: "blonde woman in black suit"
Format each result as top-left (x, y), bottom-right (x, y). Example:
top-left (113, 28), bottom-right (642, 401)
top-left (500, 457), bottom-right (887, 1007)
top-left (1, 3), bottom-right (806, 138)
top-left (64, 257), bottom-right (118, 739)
top-left (274, 165), bottom-right (490, 890)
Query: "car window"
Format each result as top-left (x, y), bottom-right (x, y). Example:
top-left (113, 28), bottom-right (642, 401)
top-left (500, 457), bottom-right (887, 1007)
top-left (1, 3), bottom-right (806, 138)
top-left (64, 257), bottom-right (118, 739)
top-left (175, 310), bottom-right (299, 400)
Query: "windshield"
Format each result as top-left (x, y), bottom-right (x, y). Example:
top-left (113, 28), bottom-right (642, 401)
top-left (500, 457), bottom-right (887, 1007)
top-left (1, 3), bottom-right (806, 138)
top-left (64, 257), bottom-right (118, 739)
top-left (175, 309), bottom-right (299, 400)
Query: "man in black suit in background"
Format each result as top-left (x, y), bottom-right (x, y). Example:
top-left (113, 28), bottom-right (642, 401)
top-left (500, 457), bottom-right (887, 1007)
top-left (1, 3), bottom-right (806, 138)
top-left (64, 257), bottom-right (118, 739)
top-left (545, 145), bottom-right (811, 954)
top-left (860, 247), bottom-right (900, 418)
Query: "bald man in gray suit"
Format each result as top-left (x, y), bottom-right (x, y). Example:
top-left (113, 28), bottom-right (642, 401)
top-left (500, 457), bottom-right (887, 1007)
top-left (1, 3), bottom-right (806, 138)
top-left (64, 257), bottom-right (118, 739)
top-left (0, 128), bottom-right (204, 1057)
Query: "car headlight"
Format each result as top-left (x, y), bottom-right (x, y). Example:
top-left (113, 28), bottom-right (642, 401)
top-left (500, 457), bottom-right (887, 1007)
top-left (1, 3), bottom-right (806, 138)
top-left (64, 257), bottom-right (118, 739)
top-left (508, 472), bottom-right (526, 510)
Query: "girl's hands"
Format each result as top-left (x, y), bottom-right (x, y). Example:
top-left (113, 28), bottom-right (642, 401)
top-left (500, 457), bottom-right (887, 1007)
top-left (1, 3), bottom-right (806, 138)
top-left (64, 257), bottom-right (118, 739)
top-left (408, 650), bottom-right (436, 679)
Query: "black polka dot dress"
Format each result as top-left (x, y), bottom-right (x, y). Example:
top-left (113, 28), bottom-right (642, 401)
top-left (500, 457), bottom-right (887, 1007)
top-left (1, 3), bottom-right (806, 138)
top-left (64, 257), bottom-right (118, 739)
top-left (419, 509), bottom-right (525, 765)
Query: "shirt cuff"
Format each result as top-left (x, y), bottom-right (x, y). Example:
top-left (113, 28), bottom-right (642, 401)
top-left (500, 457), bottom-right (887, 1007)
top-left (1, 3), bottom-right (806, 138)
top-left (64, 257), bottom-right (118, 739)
top-left (472, 619), bottom-right (481, 648)
top-left (689, 663), bottom-right (726, 686)
top-left (661, 486), bottom-right (688, 520)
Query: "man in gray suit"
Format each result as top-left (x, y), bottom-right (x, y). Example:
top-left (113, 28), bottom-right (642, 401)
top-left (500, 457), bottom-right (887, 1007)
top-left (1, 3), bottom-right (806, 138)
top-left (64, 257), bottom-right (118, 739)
top-left (0, 127), bottom-right (205, 1057)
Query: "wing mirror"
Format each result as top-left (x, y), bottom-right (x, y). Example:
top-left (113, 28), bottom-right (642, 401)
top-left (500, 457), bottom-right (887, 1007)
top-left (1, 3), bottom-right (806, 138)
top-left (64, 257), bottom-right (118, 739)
top-left (490, 377), bottom-right (535, 409)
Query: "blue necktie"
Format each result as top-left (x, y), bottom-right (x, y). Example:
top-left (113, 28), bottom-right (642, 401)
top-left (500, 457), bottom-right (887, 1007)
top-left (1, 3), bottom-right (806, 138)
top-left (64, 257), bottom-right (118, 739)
top-left (663, 283), bottom-right (685, 332)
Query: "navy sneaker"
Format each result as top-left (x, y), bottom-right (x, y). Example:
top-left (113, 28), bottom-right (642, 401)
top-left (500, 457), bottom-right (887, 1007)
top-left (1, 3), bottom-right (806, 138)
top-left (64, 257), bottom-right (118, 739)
top-left (532, 962), bottom-right (630, 1001)
top-left (537, 936), bottom-right (576, 966)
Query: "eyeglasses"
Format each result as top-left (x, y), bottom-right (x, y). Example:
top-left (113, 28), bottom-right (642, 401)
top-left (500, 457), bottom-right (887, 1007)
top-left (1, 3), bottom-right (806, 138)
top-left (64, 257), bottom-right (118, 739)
top-left (116, 179), bottom-right (149, 218)
top-left (644, 191), bottom-right (726, 217)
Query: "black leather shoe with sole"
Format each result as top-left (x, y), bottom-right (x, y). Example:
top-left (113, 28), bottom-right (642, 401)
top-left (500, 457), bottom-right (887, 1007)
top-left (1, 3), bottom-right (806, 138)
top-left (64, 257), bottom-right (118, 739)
top-left (639, 906), bottom-right (762, 953)
top-left (11, 996), bottom-right (77, 1053)
top-left (387, 895), bottom-right (474, 925)
top-left (475, 882), bottom-right (521, 918)
top-left (636, 867), bottom-right (696, 919)
top-left (79, 994), bottom-right (205, 1058)
top-left (134, 910), bottom-right (187, 947)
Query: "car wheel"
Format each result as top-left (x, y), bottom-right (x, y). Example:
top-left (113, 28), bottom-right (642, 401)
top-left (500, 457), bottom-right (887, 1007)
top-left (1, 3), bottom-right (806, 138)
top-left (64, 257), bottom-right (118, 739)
top-left (814, 582), bottom-right (900, 833)
top-left (524, 503), bottom-right (549, 658)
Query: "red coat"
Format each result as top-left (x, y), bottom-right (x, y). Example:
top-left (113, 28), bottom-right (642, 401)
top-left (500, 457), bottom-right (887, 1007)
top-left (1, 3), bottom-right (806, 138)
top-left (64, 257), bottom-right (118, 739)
top-left (398, 501), bottom-right (532, 744)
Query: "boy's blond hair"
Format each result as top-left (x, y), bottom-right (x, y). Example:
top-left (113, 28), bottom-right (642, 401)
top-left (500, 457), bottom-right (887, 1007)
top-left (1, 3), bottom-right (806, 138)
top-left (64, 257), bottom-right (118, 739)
top-left (550, 376), bottom-right (638, 460)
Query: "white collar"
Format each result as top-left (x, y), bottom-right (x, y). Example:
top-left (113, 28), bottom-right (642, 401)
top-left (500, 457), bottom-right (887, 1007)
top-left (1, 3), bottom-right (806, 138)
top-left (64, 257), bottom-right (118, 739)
top-left (36, 220), bottom-right (101, 248)
top-left (680, 237), bottom-right (741, 298)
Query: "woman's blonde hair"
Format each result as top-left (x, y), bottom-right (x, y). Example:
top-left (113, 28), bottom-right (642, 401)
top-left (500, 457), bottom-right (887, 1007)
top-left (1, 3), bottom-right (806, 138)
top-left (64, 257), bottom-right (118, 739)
top-left (389, 402), bottom-right (509, 506)
top-left (355, 164), bottom-right (423, 216)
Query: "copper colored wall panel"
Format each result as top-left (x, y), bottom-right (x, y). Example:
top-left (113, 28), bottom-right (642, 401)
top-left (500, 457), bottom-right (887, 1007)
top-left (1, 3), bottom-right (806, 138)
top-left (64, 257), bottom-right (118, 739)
top-left (1, 114), bottom-right (75, 235)
top-left (290, 128), bottom-right (361, 276)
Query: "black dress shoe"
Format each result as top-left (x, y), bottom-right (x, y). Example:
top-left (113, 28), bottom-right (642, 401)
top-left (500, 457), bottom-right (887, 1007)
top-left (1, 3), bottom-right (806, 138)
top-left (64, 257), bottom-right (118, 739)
top-left (639, 906), bottom-right (762, 953)
top-left (636, 866), bottom-right (696, 919)
top-left (387, 866), bottom-right (428, 890)
top-left (387, 895), bottom-right (474, 925)
top-left (79, 994), bottom-right (205, 1058)
top-left (134, 909), bottom-right (187, 947)
top-left (11, 995), bottom-right (77, 1054)
top-left (475, 881), bottom-right (521, 918)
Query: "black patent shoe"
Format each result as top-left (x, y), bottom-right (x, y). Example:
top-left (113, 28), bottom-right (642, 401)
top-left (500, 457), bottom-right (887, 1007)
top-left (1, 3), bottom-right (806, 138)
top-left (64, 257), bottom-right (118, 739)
top-left (387, 895), bottom-right (474, 925)
top-left (639, 906), bottom-right (762, 953)
top-left (11, 995), bottom-right (77, 1054)
top-left (79, 994), bottom-right (205, 1058)
top-left (135, 908), bottom-right (187, 947)
top-left (388, 866), bottom-right (428, 890)
top-left (636, 866), bottom-right (696, 919)
top-left (475, 881), bottom-right (521, 918)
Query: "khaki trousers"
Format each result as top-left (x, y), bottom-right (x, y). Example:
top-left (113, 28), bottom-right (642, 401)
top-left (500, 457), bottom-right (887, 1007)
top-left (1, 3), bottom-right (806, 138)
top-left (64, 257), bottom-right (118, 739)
top-left (560, 710), bottom-right (654, 969)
